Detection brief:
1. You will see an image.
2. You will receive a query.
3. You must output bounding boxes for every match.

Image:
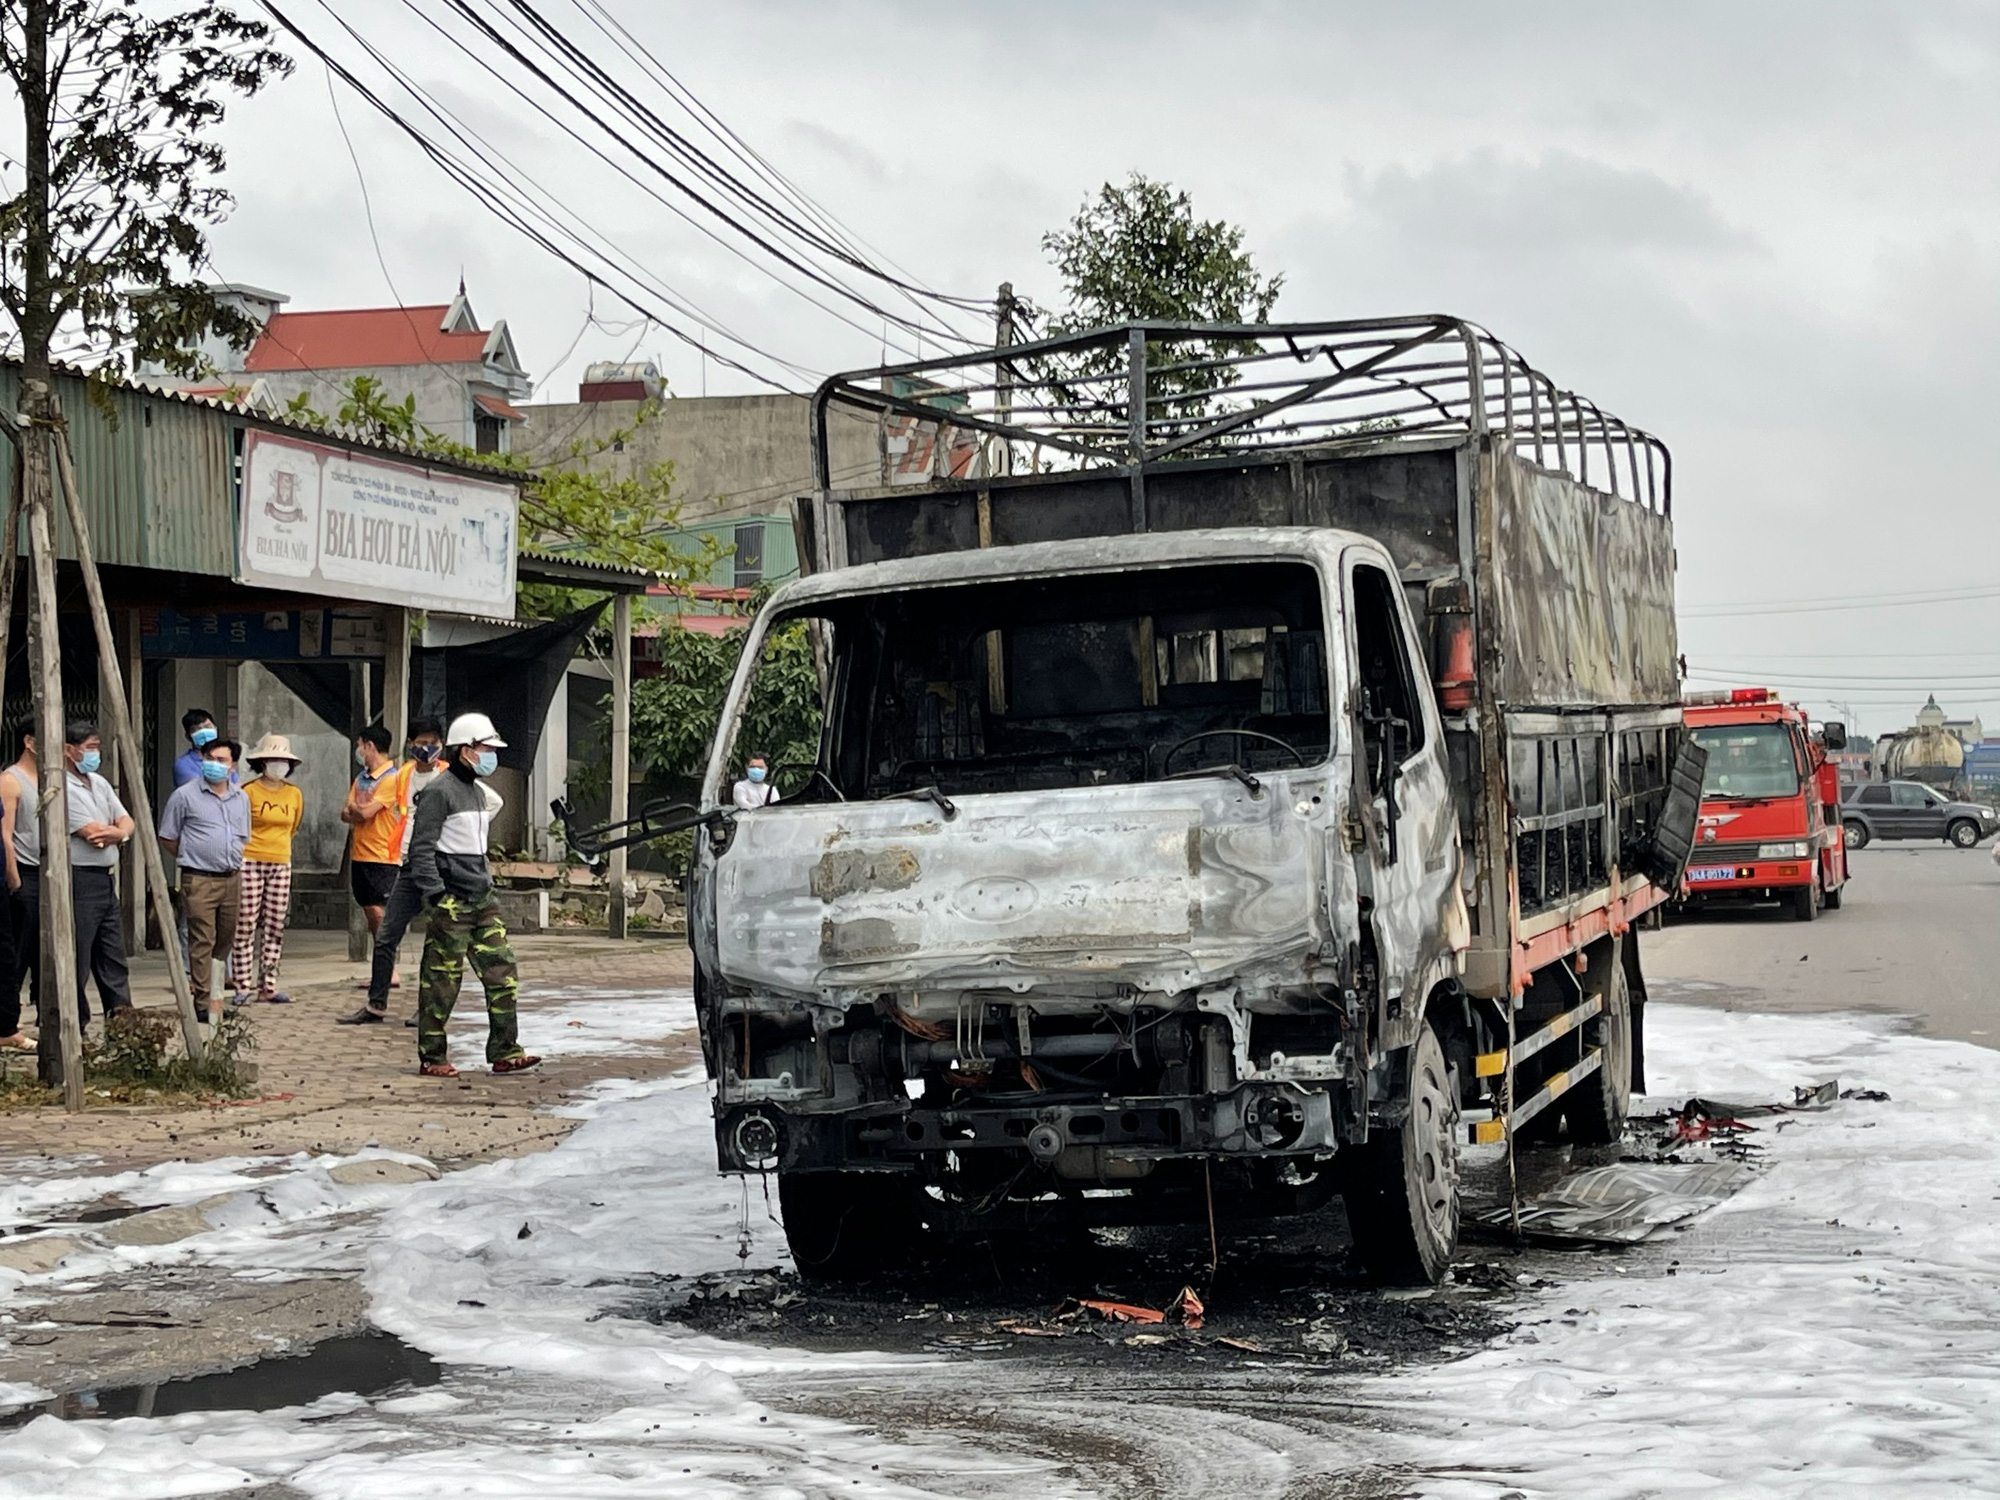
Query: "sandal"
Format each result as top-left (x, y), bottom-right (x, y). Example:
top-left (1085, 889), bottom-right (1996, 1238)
top-left (0, 1033), bottom-right (33, 1052)
top-left (491, 1054), bottom-right (541, 1076)
top-left (418, 1061), bottom-right (458, 1078)
top-left (260, 991), bottom-right (292, 1004)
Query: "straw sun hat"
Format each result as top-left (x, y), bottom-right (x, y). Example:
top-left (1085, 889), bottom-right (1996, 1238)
top-left (245, 732), bottom-right (303, 768)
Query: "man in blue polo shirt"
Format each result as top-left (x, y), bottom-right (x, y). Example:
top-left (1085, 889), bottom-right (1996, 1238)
top-left (158, 737), bottom-right (250, 1022)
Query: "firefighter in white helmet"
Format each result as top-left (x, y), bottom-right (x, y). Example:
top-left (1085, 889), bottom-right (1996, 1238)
top-left (403, 711), bottom-right (539, 1077)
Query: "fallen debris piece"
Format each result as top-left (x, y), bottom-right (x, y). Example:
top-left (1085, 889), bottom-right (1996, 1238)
top-left (1473, 1162), bottom-right (1757, 1245)
top-left (1123, 1332), bottom-right (1171, 1347)
top-left (1058, 1297), bottom-right (1166, 1325)
top-left (1166, 1285), bottom-right (1205, 1330)
top-left (996, 1321), bottom-right (1064, 1338)
top-left (1840, 1087), bottom-right (1891, 1102)
top-left (1216, 1336), bottom-right (1266, 1353)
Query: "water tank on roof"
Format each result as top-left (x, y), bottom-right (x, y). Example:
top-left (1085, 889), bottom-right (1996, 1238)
top-left (580, 360), bottom-right (665, 402)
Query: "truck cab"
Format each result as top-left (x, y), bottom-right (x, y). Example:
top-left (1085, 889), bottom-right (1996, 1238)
top-left (1682, 689), bottom-right (1848, 920)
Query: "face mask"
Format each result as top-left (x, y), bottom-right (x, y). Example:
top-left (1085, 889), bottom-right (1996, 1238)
top-left (260, 764), bottom-right (290, 783)
top-left (355, 747), bottom-right (369, 769)
top-left (76, 750), bottom-right (102, 775)
top-left (413, 743), bottom-right (442, 764)
top-left (472, 750), bottom-right (498, 778)
top-left (746, 766), bottom-right (767, 783)
top-left (190, 726), bottom-right (217, 749)
top-left (200, 759), bottom-right (229, 785)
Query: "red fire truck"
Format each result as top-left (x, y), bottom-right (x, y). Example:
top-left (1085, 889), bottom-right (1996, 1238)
top-left (1681, 689), bottom-right (1849, 920)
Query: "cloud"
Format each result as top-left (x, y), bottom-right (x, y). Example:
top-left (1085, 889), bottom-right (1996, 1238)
top-left (1342, 150), bottom-right (1756, 259)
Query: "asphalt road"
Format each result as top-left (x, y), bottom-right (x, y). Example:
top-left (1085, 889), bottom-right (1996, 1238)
top-left (1645, 840), bottom-right (2000, 1050)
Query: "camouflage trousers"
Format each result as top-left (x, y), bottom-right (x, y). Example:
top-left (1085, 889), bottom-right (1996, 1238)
top-left (416, 893), bottom-right (522, 1066)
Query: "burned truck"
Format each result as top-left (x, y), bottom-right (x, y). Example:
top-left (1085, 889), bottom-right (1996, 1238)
top-left (635, 318), bottom-right (1698, 1284)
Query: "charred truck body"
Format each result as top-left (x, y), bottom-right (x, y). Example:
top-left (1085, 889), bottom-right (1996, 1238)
top-left (682, 318), bottom-right (1700, 1284)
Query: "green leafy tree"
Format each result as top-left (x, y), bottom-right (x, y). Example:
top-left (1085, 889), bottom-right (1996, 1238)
top-left (629, 611), bottom-right (822, 793)
top-left (0, 0), bottom-right (291, 388)
top-left (1038, 173), bottom-right (1283, 440)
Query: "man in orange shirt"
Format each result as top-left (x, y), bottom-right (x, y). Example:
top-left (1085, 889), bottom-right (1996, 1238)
top-left (342, 724), bottom-right (408, 975)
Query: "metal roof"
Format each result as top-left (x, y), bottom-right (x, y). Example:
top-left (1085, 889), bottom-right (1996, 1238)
top-left (516, 546), bottom-right (659, 594)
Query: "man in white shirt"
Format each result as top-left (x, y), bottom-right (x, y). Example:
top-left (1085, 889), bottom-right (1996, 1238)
top-left (732, 753), bottom-right (780, 811)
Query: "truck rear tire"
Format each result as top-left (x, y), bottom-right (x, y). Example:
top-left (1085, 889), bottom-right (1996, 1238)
top-left (1564, 959), bottom-right (1633, 1146)
top-left (1822, 880), bottom-right (1842, 911)
top-left (1792, 884), bottom-right (1818, 922)
top-left (778, 1170), bottom-right (924, 1281)
top-left (1342, 1021), bottom-right (1458, 1286)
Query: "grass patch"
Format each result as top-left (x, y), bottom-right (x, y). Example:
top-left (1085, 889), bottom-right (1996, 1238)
top-left (0, 1006), bottom-right (257, 1108)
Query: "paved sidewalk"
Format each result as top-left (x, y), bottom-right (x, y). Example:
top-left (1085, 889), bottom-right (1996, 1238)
top-left (0, 929), bottom-right (699, 1175)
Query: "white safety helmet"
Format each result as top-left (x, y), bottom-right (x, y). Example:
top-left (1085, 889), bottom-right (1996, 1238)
top-left (444, 711), bottom-right (507, 748)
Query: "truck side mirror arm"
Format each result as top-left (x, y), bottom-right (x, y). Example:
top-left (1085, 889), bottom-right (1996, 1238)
top-left (550, 796), bottom-right (732, 870)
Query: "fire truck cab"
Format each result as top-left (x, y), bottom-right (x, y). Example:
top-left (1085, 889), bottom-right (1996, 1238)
top-left (1680, 692), bottom-right (1848, 924)
top-left (1681, 689), bottom-right (1848, 921)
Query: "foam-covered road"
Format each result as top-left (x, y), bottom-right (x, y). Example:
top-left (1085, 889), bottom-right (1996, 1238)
top-left (2, 992), bottom-right (1996, 1498)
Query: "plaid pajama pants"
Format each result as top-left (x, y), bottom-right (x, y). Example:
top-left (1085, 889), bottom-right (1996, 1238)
top-left (231, 860), bottom-right (293, 998)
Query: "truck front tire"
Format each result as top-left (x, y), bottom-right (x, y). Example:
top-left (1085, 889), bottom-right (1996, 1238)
top-left (1342, 1021), bottom-right (1459, 1285)
top-left (778, 1170), bottom-right (925, 1281)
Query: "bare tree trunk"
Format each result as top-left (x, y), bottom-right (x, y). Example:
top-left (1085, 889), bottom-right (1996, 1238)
top-left (22, 391), bottom-right (81, 1109)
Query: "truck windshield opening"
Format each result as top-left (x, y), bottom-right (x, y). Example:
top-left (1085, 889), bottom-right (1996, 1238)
top-left (1690, 722), bottom-right (1800, 800)
top-left (766, 560), bottom-right (1332, 801)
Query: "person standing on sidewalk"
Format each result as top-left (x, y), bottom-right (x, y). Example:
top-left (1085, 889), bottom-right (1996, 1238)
top-left (172, 709), bottom-right (233, 789)
top-left (342, 724), bottom-right (407, 970)
top-left (63, 721), bottom-right (137, 1028)
top-left (233, 734), bottom-right (305, 1005)
top-left (337, 718), bottom-right (446, 1027)
top-left (0, 729), bottom-right (36, 1053)
top-left (405, 712), bottom-right (538, 1078)
top-left (157, 736), bottom-right (249, 1023)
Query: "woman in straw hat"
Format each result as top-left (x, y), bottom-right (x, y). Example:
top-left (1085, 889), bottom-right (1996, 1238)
top-left (234, 733), bottom-right (306, 1005)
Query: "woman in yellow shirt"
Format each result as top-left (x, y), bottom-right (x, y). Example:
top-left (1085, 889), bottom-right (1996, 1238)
top-left (234, 734), bottom-right (306, 1004)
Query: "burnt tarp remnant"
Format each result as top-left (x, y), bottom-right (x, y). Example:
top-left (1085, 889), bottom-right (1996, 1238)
top-left (1473, 1162), bottom-right (1756, 1245)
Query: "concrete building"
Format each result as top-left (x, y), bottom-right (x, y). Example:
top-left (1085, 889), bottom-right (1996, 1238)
top-left (161, 282), bottom-right (533, 454)
top-left (519, 390), bottom-right (882, 594)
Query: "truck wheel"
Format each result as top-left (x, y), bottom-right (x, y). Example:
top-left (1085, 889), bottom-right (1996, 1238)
top-left (1342, 1021), bottom-right (1458, 1286)
top-left (1822, 881), bottom-right (1842, 911)
top-left (1792, 884), bottom-right (1819, 922)
top-left (1948, 819), bottom-right (1980, 849)
top-left (1842, 819), bottom-right (1869, 851)
top-left (1564, 959), bottom-right (1632, 1146)
top-left (777, 1170), bottom-right (924, 1281)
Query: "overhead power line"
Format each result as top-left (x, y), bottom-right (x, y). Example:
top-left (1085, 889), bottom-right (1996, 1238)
top-left (1681, 584), bottom-right (2000, 618)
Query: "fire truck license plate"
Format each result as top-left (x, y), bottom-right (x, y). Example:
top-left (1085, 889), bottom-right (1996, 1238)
top-left (1686, 866), bottom-right (1737, 883)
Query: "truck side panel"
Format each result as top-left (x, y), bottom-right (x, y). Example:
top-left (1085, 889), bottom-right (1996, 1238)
top-left (1488, 452), bottom-right (1679, 707)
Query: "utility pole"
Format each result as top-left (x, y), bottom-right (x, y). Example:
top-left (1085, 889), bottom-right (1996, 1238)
top-left (994, 282), bottom-right (1017, 479)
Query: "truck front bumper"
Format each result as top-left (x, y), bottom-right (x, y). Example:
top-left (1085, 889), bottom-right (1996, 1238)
top-left (1681, 859), bottom-right (1816, 896)
top-left (715, 1080), bottom-right (1351, 1175)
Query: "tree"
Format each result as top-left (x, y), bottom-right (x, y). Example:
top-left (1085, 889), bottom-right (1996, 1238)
top-left (0, 0), bottom-right (287, 1093)
top-left (0, 1), bottom-right (291, 386)
top-left (629, 611), bottom-right (821, 791)
top-left (1037, 173), bottom-right (1283, 439)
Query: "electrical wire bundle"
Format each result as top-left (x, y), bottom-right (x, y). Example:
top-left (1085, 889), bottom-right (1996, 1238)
top-left (257, 0), bottom-right (999, 392)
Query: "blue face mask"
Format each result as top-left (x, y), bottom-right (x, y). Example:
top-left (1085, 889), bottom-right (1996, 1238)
top-left (190, 726), bottom-right (217, 749)
top-left (77, 750), bottom-right (101, 776)
top-left (200, 758), bottom-right (229, 785)
top-left (472, 750), bottom-right (498, 778)
top-left (746, 765), bottom-right (767, 783)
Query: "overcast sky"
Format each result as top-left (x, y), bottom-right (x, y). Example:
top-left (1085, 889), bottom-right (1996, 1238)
top-left (203, 1), bottom-right (1998, 736)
